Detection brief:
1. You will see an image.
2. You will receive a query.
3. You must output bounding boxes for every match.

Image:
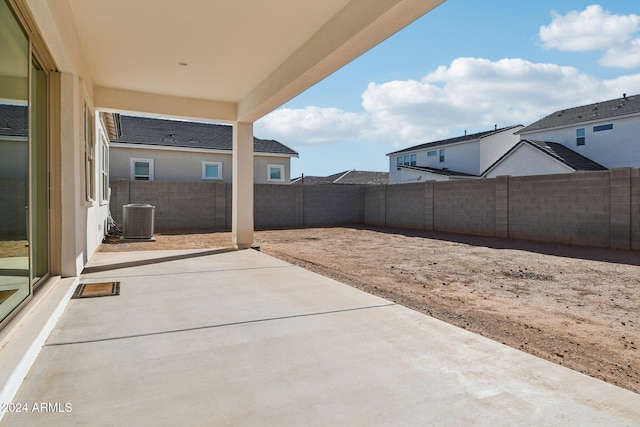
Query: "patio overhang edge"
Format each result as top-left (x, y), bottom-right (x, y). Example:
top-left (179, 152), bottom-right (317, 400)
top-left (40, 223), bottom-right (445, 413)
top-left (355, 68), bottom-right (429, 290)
top-left (238, 0), bottom-right (446, 122)
top-left (94, 87), bottom-right (237, 123)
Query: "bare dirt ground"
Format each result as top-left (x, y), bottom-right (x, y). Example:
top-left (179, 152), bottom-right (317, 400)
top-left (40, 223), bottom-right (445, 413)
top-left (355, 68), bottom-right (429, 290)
top-left (100, 226), bottom-right (640, 394)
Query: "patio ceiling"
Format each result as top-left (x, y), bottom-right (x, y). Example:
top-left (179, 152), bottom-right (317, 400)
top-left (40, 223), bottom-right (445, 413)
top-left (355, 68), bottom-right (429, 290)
top-left (28, 0), bottom-right (445, 122)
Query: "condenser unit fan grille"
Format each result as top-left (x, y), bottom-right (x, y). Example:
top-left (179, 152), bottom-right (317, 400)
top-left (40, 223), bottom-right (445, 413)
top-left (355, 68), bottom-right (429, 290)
top-left (123, 204), bottom-right (155, 239)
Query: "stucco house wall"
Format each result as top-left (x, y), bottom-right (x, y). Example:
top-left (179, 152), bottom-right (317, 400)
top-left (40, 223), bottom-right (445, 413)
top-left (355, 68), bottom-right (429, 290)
top-left (484, 144), bottom-right (574, 178)
top-left (479, 126), bottom-right (524, 172)
top-left (519, 115), bottom-right (640, 169)
top-left (109, 145), bottom-right (291, 184)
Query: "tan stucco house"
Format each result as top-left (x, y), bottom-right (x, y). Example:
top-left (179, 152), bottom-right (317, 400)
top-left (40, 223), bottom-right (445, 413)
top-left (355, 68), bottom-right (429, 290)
top-left (107, 114), bottom-right (298, 184)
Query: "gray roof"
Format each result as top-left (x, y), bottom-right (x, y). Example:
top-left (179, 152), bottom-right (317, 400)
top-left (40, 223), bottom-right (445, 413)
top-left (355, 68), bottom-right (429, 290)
top-left (0, 104), bottom-right (27, 137)
top-left (518, 94), bottom-right (640, 134)
top-left (291, 170), bottom-right (389, 185)
top-left (483, 139), bottom-right (607, 175)
top-left (387, 125), bottom-right (522, 156)
top-left (397, 165), bottom-right (477, 177)
top-left (112, 115), bottom-right (298, 156)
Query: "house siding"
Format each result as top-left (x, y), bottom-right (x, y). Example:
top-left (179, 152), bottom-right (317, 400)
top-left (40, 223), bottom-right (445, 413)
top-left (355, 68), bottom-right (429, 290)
top-left (485, 144), bottom-right (574, 178)
top-left (388, 127), bottom-right (522, 183)
top-left (519, 115), bottom-right (640, 169)
top-left (479, 127), bottom-right (524, 172)
top-left (110, 146), bottom-right (291, 183)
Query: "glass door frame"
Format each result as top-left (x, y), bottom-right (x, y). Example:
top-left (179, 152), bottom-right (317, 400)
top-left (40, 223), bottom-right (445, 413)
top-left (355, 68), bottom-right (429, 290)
top-left (1, 0), bottom-right (57, 328)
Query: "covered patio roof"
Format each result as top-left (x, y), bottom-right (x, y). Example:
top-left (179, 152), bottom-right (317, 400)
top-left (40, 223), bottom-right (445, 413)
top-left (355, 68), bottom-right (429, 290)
top-left (29, 0), bottom-right (445, 122)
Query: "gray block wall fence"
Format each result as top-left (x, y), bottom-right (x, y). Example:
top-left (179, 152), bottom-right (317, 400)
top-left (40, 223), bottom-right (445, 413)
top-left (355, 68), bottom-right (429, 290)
top-left (110, 180), bottom-right (364, 232)
top-left (109, 167), bottom-right (639, 250)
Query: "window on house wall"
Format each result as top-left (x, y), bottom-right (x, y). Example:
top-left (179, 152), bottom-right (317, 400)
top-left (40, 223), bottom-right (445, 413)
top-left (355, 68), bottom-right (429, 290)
top-left (268, 164), bottom-right (285, 182)
top-left (130, 158), bottom-right (154, 181)
top-left (100, 131), bottom-right (109, 203)
top-left (576, 128), bottom-right (585, 146)
top-left (427, 150), bottom-right (436, 157)
top-left (593, 124), bottom-right (613, 132)
top-left (439, 149), bottom-right (445, 162)
top-left (84, 102), bottom-right (95, 202)
top-left (397, 154), bottom-right (417, 166)
top-left (202, 161), bottom-right (222, 180)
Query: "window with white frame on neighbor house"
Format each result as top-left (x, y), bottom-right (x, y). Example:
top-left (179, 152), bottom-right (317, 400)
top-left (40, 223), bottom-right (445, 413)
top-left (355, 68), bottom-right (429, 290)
top-left (439, 149), bottom-right (445, 162)
top-left (427, 150), bottom-right (436, 157)
top-left (202, 161), bottom-right (222, 180)
top-left (576, 128), bottom-right (585, 146)
top-left (268, 164), bottom-right (285, 181)
top-left (130, 158), bottom-right (154, 181)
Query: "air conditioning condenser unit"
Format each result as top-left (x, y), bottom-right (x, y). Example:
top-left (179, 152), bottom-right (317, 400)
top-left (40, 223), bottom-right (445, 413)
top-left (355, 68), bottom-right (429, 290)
top-left (122, 204), bottom-right (155, 240)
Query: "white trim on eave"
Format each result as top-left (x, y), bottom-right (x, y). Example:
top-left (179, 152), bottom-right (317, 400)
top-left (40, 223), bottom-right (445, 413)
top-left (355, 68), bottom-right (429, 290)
top-left (109, 142), bottom-right (297, 158)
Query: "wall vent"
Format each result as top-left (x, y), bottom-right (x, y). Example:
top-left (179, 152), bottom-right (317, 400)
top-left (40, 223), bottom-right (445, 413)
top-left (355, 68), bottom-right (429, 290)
top-left (122, 204), bottom-right (155, 239)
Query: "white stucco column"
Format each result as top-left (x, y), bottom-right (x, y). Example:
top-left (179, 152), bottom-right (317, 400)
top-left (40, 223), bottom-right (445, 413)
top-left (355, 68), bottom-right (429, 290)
top-left (232, 122), bottom-right (254, 249)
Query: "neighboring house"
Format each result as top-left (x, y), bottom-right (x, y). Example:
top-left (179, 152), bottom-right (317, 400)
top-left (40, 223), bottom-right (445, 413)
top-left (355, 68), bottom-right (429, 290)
top-left (108, 115), bottom-right (298, 184)
top-left (387, 125), bottom-right (523, 183)
top-left (290, 170), bottom-right (389, 185)
top-left (483, 139), bottom-right (607, 178)
top-left (516, 94), bottom-right (640, 169)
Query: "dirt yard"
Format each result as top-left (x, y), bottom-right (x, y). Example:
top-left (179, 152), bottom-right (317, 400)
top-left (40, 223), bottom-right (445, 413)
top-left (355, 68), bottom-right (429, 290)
top-left (100, 226), bottom-right (640, 394)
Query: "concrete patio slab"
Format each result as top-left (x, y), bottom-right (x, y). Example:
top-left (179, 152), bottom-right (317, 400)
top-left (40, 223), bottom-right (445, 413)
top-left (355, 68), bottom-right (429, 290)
top-left (2, 248), bottom-right (640, 426)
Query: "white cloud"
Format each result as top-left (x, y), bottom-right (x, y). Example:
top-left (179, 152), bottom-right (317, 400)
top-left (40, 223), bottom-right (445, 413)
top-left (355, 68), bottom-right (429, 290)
top-left (255, 106), bottom-right (369, 145)
top-left (256, 57), bottom-right (640, 149)
top-left (539, 5), bottom-right (640, 51)
top-left (599, 38), bottom-right (640, 68)
top-left (538, 5), bottom-right (640, 69)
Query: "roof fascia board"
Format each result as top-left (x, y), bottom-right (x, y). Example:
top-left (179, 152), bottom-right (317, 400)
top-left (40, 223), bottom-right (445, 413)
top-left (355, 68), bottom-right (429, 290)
top-left (94, 86), bottom-right (237, 123)
top-left (238, 0), bottom-right (444, 122)
top-left (109, 142), bottom-right (295, 157)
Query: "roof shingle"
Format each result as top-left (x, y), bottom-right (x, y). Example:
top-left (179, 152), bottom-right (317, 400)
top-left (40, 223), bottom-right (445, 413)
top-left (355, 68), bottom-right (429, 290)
top-left (387, 125), bottom-right (522, 156)
top-left (111, 115), bottom-right (298, 156)
top-left (518, 94), bottom-right (640, 134)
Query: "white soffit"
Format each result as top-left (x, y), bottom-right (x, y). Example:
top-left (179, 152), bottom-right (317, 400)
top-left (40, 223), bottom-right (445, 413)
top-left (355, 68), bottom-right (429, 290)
top-left (50, 0), bottom-right (445, 121)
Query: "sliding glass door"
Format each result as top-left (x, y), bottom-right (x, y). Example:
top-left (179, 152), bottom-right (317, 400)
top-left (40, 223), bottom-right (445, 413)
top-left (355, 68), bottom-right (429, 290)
top-left (0, 0), bottom-right (31, 322)
top-left (0, 0), bottom-right (51, 324)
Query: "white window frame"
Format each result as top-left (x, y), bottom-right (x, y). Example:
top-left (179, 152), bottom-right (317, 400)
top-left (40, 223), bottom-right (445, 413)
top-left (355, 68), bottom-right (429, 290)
top-left (267, 164), bottom-right (285, 182)
top-left (201, 161), bottom-right (223, 180)
top-left (99, 130), bottom-right (110, 204)
top-left (130, 158), bottom-right (155, 181)
top-left (84, 102), bottom-right (95, 202)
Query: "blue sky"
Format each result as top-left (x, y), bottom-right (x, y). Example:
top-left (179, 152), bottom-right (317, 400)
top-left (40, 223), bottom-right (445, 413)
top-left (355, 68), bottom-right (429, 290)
top-left (254, 1), bottom-right (640, 178)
